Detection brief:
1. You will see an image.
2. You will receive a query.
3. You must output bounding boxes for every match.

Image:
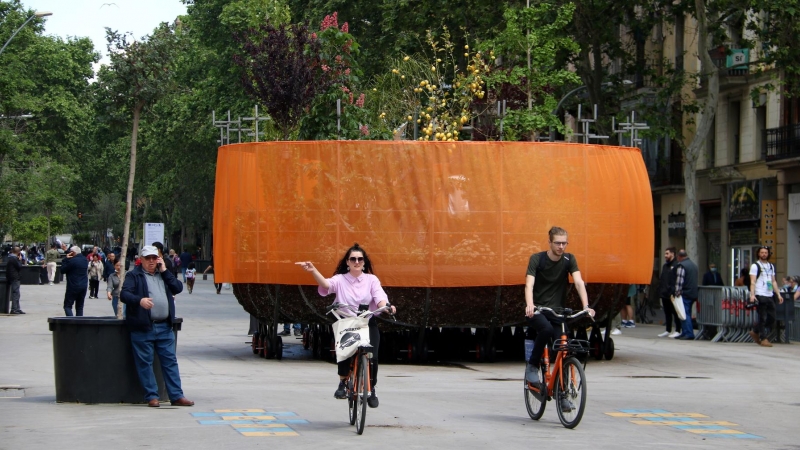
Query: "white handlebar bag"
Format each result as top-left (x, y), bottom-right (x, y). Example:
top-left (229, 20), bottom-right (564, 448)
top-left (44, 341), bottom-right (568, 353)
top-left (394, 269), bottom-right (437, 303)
top-left (332, 315), bottom-right (370, 362)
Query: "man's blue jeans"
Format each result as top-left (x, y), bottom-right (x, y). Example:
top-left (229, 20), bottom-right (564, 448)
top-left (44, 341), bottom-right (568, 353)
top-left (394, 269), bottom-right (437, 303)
top-left (681, 297), bottom-right (696, 338)
top-left (130, 322), bottom-right (185, 401)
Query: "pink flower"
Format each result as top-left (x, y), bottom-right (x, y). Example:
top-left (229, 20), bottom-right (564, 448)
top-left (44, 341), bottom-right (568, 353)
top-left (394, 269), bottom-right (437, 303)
top-left (341, 86), bottom-right (350, 93)
top-left (322, 64), bottom-right (330, 72)
top-left (311, 32), bottom-right (317, 40)
top-left (341, 22), bottom-right (349, 33)
top-left (344, 68), bottom-right (351, 75)
top-left (355, 93), bottom-right (365, 107)
top-left (360, 124), bottom-right (369, 136)
top-left (349, 92), bottom-right (354, 104)
top-left (320, 12), bottom-right (338, 31)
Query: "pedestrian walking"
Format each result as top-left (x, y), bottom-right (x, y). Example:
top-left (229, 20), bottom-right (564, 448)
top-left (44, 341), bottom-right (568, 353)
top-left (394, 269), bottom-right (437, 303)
top-left (61, 246), bottom-right (89, 316)
top-left (43, 243), bottom-right (59, 285)
top-left (107, 260), bottom-right (123, 316)
top-left (657, 247), bottom-right (680, 338)
top-left (702, 263), bottom-right (725, 286)
top-left (185, 262), bottom-right (196, 294)
top-left (87, 254), bottom-right (104, 299)
top-left (673, 249), bottom-right (699, 340)
top-left (7, 246), bottom-right (25, 314)
top-left (179, 249), bottom-right (192, 281)
top-left (748, 246), bottom-right (783, 347)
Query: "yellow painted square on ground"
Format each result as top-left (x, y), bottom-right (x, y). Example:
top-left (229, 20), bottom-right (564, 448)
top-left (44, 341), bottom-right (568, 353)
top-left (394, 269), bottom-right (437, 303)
top-left (240, 431), bottom-right (298, 437)
top-left (214, 409), bottom-right (266, 413)
top-left (222, 416), bottom-right (276, 421)
top-left (656, 413), bottom-right (708, 418)
top-left (232, 424), bottom-right (288, 429)
top-left (630, 420), bottom-right (739, 426)
top-left (630, 420), bottom-right (672, 425)
top-left (685, 429), bottom-right (745, 435)
top-left (606, 413), bottom-right (659, 418)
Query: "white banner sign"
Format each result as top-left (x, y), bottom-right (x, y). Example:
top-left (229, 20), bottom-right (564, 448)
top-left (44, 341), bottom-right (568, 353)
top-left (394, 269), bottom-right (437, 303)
top-left (789, 193), bottom-right (800, 221)
top-left (143, 223), bottom-right (164, 247)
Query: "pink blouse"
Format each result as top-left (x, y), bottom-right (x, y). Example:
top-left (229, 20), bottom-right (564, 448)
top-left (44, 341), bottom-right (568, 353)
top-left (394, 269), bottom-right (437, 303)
top-left (319, 273), bottom-right (389, 316)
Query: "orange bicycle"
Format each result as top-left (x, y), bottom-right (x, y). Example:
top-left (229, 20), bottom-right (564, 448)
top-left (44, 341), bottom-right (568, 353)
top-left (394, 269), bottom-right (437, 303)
top-left (524, 306), bottom-right (592, 429)
top-left (327, 303), bottom-right (392, 435)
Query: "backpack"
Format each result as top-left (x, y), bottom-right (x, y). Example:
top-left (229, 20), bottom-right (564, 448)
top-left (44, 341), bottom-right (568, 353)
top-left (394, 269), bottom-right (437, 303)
top-left (174, 255), bottom-right (181, 267)
top-left (753, 261), bottom-right (774, 286)
top-left (186, 269), bottom-right (195, 279)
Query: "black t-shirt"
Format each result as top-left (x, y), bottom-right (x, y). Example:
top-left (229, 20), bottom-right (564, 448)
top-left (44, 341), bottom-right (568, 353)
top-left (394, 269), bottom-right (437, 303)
top-left (526, 252), bottom-right (580, 309)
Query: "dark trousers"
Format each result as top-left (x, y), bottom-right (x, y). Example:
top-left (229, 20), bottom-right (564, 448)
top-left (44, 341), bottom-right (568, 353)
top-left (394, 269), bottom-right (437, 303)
top-left (63, 289), bottom-right (87, 316)
top-left (526, 312), bottom-right (557, 366)
top-left (89, 279), bottom-right (100, 298)
top-left (661, 297), bottom-right (681, 332)
top-left (754, 295), bottom-right (776, 341)
top-left (9, 280), bottom-right (21, 312)
top-left (337, 319), bottom-right (380, 387)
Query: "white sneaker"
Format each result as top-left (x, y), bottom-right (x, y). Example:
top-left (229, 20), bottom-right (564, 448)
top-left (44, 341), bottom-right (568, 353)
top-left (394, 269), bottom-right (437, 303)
top-left (657, 331), bottom-right (670, 338)
top-left (668, 331), bottom-right (681, 338)
top-left (49, 282), bottom-right (53, 286)
top-left (611, 328), bottom-right (622, 335)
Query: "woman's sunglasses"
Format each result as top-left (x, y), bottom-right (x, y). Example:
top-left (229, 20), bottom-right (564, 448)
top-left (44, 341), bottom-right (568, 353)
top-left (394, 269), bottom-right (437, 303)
top-left (348, 257), bottom-right (364, 263)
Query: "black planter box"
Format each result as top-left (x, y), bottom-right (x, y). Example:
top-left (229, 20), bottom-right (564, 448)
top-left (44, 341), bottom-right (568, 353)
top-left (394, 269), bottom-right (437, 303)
top-left (20, 266), bottom-right (41, 285)
top-left (47, 316), bottom-right (183, 403)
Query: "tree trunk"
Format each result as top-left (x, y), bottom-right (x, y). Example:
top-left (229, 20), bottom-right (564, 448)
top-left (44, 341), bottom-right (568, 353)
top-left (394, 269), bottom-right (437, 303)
top-left (683, 0), bottom-right (719, 260)
top-left (118, 101), bottom-right (144, 318)
top-left (180, 224), bottom-right (185, 252)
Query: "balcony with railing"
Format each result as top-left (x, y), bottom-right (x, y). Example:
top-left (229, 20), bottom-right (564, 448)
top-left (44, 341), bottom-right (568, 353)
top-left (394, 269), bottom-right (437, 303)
top-left (765, 123), bottom-right (800, 165)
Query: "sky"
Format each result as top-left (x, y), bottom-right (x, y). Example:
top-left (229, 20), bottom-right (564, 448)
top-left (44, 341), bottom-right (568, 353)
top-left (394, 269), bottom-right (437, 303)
top-left (22, 0), bottom-right (187, 69)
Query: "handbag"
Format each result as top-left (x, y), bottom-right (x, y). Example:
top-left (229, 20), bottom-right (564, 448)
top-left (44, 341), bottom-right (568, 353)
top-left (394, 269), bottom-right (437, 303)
top-left (202, 274), bottom-right (207, 280)
top-left (331, 315), bottom-right (370, 362)
top-left (671, 295), bottom-right (687, 321)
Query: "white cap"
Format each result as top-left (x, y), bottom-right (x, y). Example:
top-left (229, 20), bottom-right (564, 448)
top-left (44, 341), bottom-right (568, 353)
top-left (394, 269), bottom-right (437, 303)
top-left (141, 246), bottom-right (159, 257)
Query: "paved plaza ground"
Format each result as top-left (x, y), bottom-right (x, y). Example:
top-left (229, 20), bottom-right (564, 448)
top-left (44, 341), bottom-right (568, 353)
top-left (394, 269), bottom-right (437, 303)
top-left (2, 278), bottom-right (799, 449)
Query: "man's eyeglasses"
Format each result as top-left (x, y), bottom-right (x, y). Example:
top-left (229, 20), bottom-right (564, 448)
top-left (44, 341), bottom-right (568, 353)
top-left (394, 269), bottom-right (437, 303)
top-left (551, 241), bottom-right (568, 247)
top-left (349, 257), bottom-right (364, 263)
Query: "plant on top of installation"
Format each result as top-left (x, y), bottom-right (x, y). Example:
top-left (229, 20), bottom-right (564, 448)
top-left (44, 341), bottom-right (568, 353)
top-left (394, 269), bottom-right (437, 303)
top-left (378, 27), bottom-right (493, 141)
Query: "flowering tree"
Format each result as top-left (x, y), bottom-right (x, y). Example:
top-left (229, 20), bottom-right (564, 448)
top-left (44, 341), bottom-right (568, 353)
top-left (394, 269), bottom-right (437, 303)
top-left (298, 12), bottom-right (381, 140)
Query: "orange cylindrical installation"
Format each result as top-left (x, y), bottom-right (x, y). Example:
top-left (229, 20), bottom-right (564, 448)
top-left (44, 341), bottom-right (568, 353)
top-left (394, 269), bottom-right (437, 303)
top-left (213, 141), bottom-right (654, 287)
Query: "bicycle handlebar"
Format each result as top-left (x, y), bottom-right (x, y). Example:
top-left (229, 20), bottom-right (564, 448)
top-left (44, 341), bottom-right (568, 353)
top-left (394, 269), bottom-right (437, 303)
top-left (535, 306), bottom-right (594, 321)
top-left (326, 303), bottom-right (394, 319)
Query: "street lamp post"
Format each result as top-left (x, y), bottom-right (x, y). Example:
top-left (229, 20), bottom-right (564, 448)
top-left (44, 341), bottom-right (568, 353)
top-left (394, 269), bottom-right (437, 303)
top-left (548, 80), bottom-right (632, 142)
top-left (0, 11), bottom-right (53, 57)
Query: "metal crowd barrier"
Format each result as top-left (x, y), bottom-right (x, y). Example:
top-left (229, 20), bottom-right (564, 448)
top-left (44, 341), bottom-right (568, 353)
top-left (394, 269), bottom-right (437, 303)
top-left (697, 286), bottom-right (761, 343)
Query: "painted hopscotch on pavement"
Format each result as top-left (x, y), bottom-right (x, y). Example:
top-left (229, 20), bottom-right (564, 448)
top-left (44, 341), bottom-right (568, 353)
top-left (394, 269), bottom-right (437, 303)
top-left (191, 409), bottom-right (309, 436)
top-left (605, 409), bottom-right (762, 439)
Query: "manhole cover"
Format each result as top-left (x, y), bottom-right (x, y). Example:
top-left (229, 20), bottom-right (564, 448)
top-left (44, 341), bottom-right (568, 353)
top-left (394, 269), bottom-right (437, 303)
top-left (0, 386), bottom-right (25, 398)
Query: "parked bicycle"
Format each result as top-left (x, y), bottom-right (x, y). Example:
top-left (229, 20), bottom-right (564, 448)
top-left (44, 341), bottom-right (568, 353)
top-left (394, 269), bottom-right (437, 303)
top-left (524, 306), bottom-right (592, 429)
top-left (327, 302), bottom-right (393, 435)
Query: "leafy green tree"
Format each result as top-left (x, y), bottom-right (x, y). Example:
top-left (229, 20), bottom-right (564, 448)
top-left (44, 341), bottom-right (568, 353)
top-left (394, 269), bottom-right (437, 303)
top-left (481, 1), bottom-right (580, 140)
top-left (100, 23), bottom-right (181, 315)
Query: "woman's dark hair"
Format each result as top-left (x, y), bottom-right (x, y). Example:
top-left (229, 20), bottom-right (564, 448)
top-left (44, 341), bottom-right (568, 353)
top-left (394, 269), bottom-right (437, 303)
top-left (739, 268), bottom-right (749, 279)
top-left (333, 243), bottom-right (374, 276)
top-left (188, 262), bottom-right (196, 270)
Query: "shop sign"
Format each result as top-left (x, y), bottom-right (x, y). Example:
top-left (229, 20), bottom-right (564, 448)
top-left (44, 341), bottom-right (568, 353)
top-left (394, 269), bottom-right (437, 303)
top-left (729, 228), bottom-right (759, 246)
top-left (668, 213), bottom-right (686, 237)
top-left (728, 180), bottom-right (761, 222)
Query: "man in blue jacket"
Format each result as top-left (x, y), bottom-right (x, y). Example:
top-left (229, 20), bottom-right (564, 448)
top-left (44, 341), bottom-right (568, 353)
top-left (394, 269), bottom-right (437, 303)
top-left (121, 245), bottom-right (194, 408)
top-left (61, 246), bottom-right (89, 316)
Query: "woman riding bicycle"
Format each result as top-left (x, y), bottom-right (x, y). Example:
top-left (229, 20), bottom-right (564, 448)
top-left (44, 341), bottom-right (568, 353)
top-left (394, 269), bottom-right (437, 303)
top-left (298, 243), bottom-right (396, 408)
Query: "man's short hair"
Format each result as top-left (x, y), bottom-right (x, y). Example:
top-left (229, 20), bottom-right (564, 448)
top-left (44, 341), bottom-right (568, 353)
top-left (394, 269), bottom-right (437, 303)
top-left (666, 247), bottom-right (676, 255)
top-left (678, 249), bottom-right (688, 258)
top-left (548, 226), bottom-right (568, 242)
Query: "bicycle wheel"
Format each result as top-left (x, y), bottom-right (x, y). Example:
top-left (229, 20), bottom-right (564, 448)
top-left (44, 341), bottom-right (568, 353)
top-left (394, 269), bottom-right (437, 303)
top-left (348, 375), bottom-right (357, 425)
top-left (524, 372), bottom-right (546, 420)
top-left (554, 356), bottom-right (587, 429)
top-left (355, 353), bottom-right (369, 435)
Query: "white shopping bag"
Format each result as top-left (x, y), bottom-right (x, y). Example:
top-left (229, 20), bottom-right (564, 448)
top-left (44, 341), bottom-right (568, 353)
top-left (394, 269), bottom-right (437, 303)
top-left (671, 295), bottom-right (687, 321)
top-left (332, 315), bottom-right (370, 362)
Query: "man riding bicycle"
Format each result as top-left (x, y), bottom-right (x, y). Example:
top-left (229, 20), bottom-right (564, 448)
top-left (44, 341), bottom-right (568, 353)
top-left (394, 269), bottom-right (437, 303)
top-left (524, 227), bottom-right (594, 411)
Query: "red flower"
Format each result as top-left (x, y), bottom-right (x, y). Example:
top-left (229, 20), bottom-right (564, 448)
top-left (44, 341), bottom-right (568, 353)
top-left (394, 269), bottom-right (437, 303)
top-left (344, 68), bottom-right (351, 75)
top-left (360, 124), bottom-right (369, 136)
top-left (341, 22), bottom-right (349, 33)
top-left (311, 32), bottom-right (317, 40)
top-left (355, 93), bottom-right (365, 107)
